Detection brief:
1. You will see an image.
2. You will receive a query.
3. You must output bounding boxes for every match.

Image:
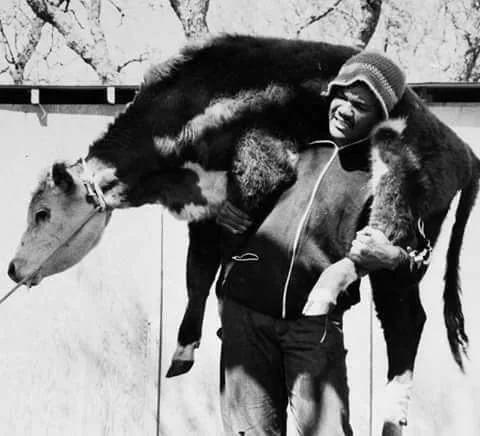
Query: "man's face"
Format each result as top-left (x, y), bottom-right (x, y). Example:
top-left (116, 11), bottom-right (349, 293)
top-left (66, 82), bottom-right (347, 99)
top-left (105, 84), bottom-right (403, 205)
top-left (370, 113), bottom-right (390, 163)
top-left (328, 83), bottom-right (383, 145)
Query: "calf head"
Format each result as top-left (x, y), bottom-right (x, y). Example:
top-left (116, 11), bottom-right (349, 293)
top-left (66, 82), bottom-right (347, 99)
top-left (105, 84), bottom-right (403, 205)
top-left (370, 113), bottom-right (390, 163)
top-left (8, 162), bottom-right (111, 286)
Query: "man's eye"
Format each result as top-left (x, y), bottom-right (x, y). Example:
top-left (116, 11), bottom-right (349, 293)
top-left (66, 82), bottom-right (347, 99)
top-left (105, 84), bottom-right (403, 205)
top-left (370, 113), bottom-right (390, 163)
top-left (35, 209), bottom-right (50, 225)
top-left (353, 103), bottom-right (367, 112)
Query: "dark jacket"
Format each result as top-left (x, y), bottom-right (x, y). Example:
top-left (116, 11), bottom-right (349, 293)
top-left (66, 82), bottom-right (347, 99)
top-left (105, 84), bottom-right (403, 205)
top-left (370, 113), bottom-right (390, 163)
top-left (220, 139), bottom-right (422, 320)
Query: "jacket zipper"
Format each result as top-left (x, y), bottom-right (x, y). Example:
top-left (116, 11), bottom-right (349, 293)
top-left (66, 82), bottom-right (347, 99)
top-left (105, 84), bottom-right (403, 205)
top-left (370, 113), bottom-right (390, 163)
top-left (281, 141), bottom-right (338, 318)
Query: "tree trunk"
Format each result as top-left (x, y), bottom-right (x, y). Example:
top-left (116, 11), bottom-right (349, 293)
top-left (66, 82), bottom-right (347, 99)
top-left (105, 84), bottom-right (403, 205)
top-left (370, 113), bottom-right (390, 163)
top-left (26, 0), bottom-right (118, 83)
top-left (169, 0), bottom-right (210, 39)
top-left (354, 0), bottom-right (383, 48)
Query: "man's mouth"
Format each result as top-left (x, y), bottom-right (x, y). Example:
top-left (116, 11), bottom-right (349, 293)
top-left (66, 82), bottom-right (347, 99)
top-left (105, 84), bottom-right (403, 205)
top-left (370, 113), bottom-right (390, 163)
top-left (333, 115), bottom-right (352, 131)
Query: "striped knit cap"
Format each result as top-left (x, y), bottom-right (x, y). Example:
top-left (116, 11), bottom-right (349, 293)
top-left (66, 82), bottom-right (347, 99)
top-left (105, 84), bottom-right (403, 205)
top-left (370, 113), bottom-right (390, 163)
top-left (327, 51), bottom-right (406, 119)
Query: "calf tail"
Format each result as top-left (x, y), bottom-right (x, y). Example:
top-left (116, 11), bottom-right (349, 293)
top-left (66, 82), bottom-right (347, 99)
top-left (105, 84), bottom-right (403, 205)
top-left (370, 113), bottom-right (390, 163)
top-left (444, 160), bottom-right (479, 371)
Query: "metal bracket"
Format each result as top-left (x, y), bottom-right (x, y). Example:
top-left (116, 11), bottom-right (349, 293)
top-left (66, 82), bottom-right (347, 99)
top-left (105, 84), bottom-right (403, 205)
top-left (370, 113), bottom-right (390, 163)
top-left (30, 88), bottom-right (48, 121)
top-left (106, 86), bottom-right (116, 104)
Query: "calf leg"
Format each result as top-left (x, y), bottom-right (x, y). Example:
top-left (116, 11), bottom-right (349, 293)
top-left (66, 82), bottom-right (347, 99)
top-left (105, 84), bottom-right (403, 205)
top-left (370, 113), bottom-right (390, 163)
top-left (167, 220), bottom-right (222, 377)
top-left (370, 275), bottom-right (426, 434)
top-left (169, 129), bottom-right (297, 377)
top-left (304, 121), bottom-right (418, 315)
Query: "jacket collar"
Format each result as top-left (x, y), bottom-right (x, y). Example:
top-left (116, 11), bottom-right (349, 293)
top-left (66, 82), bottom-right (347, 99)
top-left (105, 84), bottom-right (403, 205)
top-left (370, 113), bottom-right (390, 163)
top-left (308, 136), bottom-right (370, 151)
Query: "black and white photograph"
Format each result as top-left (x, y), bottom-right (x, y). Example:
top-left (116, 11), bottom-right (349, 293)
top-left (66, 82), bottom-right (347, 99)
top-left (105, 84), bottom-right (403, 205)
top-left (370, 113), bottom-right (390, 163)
top-left (0, 1), bottom-right (479, 435)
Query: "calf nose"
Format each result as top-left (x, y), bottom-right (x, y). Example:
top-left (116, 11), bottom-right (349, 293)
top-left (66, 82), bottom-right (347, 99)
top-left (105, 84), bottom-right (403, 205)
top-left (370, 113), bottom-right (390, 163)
top-left (8, 261), bottom-right (18, 282)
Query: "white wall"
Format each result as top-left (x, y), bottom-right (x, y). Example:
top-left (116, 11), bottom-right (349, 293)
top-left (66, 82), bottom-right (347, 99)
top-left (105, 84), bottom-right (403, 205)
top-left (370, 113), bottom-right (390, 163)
top-left (0, 102), bottom-right (479, 435)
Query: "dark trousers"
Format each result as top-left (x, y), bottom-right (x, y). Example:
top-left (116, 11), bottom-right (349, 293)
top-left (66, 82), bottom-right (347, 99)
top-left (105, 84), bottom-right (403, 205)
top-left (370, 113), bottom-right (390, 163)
top-left (220, 298), bottom-right (353, 436)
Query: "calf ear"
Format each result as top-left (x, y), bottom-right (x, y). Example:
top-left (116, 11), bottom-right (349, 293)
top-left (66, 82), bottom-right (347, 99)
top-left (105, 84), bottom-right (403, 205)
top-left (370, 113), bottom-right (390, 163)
top-left (153, 135), bottom-right (179, 157)
top-left (52, 162), bottom-right (76, 194)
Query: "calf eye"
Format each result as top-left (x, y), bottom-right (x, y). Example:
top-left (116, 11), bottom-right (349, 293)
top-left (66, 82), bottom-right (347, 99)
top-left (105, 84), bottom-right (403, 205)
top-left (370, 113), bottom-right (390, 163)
top-left (35, 209), bottom-right (50, 225)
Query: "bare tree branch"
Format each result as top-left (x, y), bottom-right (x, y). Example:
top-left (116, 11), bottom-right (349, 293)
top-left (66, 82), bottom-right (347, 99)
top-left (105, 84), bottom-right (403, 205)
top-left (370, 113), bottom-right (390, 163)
top-left (116, 52), bottom-right (150, 72)
top-left (69, 8), bottom-right (85, 30)
top-left (169, 0), bottom-right (210, 39)
top-left (463, 43), bottom-right (480, 81)
top-left (106, 0), bottom-right (126, 22)
top-left (0, 14), bottom-right (44, 83)
top-left (57, 1), bottom-right (71, 12)
top-left (88, 0), bottom-right (108, 46)
top-left (0, 19), bottom-right (17, 64)
top-left (443, 0), bottom-right (480, 81)
top-left (296, 0), bottom-right (344, 37)
top-left (45, 24), bottom-right (55, 57)
top-left (16, 16), bottom-right (44, 71)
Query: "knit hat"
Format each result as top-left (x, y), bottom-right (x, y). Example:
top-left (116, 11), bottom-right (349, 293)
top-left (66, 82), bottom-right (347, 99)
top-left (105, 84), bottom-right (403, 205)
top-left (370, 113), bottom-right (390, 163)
top-left (327, 51), bottom-right (406, 119)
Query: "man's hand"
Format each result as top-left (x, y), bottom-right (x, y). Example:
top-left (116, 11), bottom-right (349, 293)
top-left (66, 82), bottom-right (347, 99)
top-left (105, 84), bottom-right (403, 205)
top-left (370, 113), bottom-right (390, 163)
top-left (349, 226), bottom-right (404, 272)
top-left (216, 201), bottom-right (253, 234)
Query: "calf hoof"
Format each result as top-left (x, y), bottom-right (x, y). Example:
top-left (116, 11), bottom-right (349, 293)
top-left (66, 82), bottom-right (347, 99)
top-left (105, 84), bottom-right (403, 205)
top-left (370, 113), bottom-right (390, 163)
top-left (165, 341), bottom-right (199, 378)
top-left (382, 420), bottom-right (405, 436)
top-left (166, 360), bottom-right (194, 378)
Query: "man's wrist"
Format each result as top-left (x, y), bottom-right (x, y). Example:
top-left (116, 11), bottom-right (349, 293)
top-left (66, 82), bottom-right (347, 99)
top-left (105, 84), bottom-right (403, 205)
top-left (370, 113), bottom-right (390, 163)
top-left (386, 246), bottom-right (409, 270)
top-left (216, 201), bottom-right (253, 234)
top-left (389, 246), bottom-right (410, 270)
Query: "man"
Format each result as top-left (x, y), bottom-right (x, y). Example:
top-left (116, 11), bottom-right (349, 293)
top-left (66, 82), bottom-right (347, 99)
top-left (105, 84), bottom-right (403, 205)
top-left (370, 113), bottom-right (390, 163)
top-left (216, 51), bottom-right (421, 435)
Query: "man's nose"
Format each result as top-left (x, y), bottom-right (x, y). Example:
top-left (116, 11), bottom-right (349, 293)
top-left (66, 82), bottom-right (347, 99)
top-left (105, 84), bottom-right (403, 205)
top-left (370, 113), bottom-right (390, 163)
top-left (338, 102), bottom-right (354, 118)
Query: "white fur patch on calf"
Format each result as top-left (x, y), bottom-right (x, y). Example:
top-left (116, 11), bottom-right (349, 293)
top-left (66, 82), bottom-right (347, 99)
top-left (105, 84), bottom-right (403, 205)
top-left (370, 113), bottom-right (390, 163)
top-left (153, 135), bottom-right (178, 156)
top-left (377, 117), bottom-right (407, 136)
top-left (180, 85), bottom-right (294, 146)
top-left (172, 162), bottom-right (227, 222)
top-left (286, 149), bottom-right (299, 167)
top-left (370, 147), bottom-right (390, 193)
top-left (370, 117), bottom-right (408, 193)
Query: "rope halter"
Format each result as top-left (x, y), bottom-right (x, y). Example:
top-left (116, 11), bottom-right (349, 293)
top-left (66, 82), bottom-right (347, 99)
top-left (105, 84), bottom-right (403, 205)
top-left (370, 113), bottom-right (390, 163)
top-left (80, 158), bottom-right (109, 212)
top-left (0, 159), bottom-right (111, 305)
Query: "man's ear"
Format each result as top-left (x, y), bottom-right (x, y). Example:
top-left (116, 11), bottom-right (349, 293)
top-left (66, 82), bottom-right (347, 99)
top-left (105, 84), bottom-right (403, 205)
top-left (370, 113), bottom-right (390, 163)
top-left (52, 162), bottom-right (76, 194)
